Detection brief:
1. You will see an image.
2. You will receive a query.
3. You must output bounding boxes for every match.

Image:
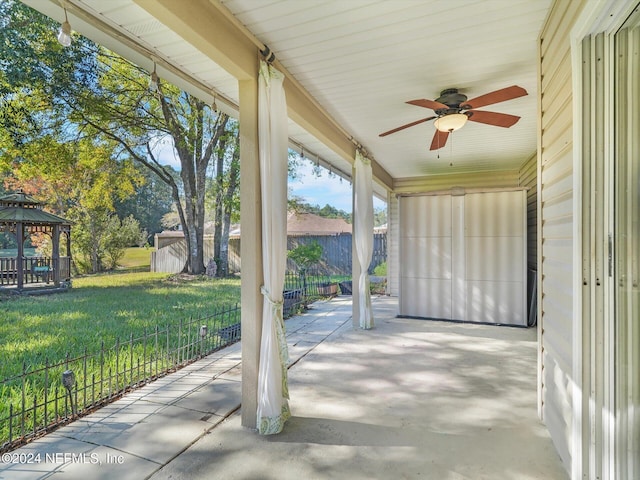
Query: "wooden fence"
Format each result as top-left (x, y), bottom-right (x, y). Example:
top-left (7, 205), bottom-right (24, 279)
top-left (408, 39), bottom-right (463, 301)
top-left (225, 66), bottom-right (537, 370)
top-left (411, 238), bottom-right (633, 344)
top-left (151, 237), bottom-right (215, 273)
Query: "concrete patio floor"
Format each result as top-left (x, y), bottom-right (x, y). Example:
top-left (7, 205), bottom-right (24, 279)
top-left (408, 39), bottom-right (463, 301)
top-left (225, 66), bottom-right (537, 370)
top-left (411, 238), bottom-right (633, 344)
top-left (0, 296), bottom-right (568, 480)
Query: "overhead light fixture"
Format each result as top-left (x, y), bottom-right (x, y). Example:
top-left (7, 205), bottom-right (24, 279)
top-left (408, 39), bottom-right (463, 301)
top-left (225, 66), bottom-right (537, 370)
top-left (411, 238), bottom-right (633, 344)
top-left (434, 113), bottom-right (468, 133)
top-left (57, 8), bottom-right (72, 47)
top-left (149, 62), bottom-right (159, 92)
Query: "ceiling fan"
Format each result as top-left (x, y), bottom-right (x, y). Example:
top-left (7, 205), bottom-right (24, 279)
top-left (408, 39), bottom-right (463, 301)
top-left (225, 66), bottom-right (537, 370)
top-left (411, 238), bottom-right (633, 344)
top-left (379, 85), bottom-right (527, 150)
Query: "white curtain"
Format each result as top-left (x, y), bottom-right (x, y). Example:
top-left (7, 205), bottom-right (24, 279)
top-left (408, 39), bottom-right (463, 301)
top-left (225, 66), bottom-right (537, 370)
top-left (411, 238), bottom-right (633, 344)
top-left (256, 60), bottom-right (290, 434)
top-left (354, 151), bottom-right (374, 329)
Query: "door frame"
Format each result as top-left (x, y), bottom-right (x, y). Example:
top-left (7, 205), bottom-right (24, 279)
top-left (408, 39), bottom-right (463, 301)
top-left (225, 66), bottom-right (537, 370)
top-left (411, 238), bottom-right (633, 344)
top-left (570, 1), bottom-right (640, 478)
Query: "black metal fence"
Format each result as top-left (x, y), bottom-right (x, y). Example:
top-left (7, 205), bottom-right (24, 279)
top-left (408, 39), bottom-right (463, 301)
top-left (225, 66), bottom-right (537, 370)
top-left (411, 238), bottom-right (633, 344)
top-left (0, 304), bottom-right (240, 453)
top-left (283, 268), bottom-right (347, 316)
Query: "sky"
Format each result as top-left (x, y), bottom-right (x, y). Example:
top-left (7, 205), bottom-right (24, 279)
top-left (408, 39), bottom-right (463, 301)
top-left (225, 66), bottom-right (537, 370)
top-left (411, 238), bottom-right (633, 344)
top-left (151, 137), bottom-right (386, 214)
top-left (289, 161), bottom-right (353, 211)
top-left (288, 161), bottom-right (386, 213)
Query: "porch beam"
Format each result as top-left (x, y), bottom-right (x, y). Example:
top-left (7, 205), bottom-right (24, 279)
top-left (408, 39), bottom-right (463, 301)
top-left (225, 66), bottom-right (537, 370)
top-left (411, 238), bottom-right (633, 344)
top-left (134, 0), bottom-right (258, 81)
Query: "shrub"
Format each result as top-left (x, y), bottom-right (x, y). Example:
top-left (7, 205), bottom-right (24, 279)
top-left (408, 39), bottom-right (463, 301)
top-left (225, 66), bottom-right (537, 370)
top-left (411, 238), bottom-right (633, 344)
top-left (288, 241), bottom-right (322, 272)
top-left (373, 261), bottom-right (387, 276)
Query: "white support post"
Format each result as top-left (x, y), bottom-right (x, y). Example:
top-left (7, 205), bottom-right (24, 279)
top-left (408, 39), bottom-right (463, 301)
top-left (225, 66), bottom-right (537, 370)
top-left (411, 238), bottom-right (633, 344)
top-left (351, 164), bottom-right (361, 328)
top-left (239, 76), bottom-right (263, 429)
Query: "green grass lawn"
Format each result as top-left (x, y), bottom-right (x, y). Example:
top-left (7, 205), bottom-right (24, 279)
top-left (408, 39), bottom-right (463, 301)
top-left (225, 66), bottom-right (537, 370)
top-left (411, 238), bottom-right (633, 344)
top-left (0, 271), bottom-right (240, 382)
top-left (118, 246), bottom-right (154, 271)
top-left (0, 267), bottom-right (240, 447)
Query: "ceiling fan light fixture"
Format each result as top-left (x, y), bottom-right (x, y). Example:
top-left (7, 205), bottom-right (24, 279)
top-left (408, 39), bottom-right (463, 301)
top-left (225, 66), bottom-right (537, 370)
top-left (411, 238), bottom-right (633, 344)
top-left (434, 113), bottom-right (468, 132)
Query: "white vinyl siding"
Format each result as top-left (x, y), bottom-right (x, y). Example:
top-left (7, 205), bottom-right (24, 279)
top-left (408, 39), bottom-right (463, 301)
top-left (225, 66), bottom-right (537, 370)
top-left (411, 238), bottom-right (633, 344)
top-left (393, 170), bottom-right (519, 194)
top-left (545, 2), bottom-right (640, 478)
top-left (538, 0), bottom-right (587, 473)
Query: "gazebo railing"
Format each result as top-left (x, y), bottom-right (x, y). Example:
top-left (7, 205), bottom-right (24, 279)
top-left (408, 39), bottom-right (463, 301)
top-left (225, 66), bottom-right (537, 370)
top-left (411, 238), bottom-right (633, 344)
top-left (0, 257), bottom-right (18, 286)
top-left (0, 256), bottom-right (71, 287)
top-left (24, 256), bottom-right (52, 284)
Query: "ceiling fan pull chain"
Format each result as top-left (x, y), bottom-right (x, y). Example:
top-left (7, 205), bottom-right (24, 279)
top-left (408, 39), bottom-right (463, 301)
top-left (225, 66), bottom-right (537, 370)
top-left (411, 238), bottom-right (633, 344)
top-left (449, 131), bottom-right (453, 166)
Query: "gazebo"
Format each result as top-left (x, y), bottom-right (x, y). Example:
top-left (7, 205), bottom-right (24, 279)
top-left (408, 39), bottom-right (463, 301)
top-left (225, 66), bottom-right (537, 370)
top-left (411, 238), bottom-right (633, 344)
top-left (0, 191), bottom-right (71, 292)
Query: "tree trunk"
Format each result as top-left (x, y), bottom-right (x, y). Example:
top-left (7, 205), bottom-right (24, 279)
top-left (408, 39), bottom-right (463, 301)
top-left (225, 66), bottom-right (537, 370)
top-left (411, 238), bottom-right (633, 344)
top-left (219, 221), bottom-right (229, 277)
top-left (213, 136), bottom-right (225, 272)
top-left (181, 176), bottom-right (205, 275)
top-left (90, 218), bottom-right (100, 273)
top-left (219, 137), bottom-right (239, 277)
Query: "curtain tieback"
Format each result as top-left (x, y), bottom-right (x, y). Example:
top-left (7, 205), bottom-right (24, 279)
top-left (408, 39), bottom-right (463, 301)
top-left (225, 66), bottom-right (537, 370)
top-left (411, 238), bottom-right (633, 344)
top-left (261, 286), bottom-right (283, 307)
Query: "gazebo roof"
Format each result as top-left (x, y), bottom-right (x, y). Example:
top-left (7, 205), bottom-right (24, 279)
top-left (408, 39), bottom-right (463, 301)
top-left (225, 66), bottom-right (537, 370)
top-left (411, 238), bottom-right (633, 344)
top-left (0, 191), bottom-right (40, 206)
top-left (0, 207), bottom-right (71, 225)
top-left (0, 191), bottom-right (71, 226)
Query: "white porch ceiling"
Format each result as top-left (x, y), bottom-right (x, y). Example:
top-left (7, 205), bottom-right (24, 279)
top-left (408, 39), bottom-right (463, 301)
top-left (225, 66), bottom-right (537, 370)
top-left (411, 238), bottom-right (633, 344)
top-left (21, 0), bottom-right (551, 190)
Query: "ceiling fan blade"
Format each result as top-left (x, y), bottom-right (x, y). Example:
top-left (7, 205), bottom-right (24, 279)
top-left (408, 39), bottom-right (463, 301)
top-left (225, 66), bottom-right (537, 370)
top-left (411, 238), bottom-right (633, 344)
top-left (430, 129), bottom-right (449, 150)
top-left (379, 116), bottom-right (436, 137)
top-left (461, 85), bottom-right (527, 109)
top-left (407, 99), bottom-right (449, 110)
top-left (467, 110), bottom-right (521, 128)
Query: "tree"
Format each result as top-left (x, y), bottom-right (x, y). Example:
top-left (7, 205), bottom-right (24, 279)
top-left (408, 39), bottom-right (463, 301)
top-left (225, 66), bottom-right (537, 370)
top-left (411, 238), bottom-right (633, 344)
top-left (115, 165), bottom-right (175, 242)
top-left (1, 136), bottom-right (142, 273)
top-left (76, 52), bottom-right (233, 275)
top-left (288, 241), bottom-right (323, 295)
top-left (161, 207), bottom-right (182, 231)
top-left (0, 1), bottom-right (237, 275)
top-left (209, 123), bottom-right (239, 276)
top-left (0, 1), bottom-right (98, 144)
top-left (374, 206), bottom-right (387, 227)
top-left (285, 197), bottom-right (352, 223)
top-left (103, 215), bottom-right (143, 269)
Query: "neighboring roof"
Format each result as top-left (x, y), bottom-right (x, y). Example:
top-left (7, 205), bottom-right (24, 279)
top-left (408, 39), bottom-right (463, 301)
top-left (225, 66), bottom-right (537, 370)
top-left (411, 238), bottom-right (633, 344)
top-left (155, 230), bottom-right (185, 238)
top-left (286, 212), bottom-right (352, 236)
top-left (155, 221), bottom-right (219, 238)
top-left (155, 213), bottom-right (353, 238)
